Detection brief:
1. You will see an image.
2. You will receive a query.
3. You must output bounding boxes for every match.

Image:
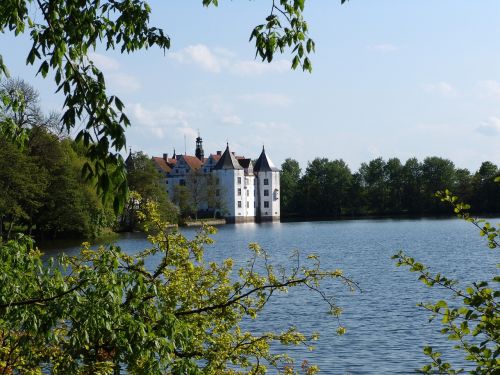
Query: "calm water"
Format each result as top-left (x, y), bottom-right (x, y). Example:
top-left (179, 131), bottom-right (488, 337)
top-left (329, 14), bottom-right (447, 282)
top-left (43, 218), bottom-right (499, 374)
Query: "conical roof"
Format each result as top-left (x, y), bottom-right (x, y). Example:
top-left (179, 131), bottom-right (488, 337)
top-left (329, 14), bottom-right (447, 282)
top-left (125, 148), bottom-right (134, 170)
top-left (253, 146), bottom-right (279, 172)
top-left (213, 144), bottom-right (243, 170)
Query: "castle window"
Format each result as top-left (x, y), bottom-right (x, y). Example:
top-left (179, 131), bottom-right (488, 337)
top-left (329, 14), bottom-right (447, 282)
top-left (246, 202), bottom-right (249, 208)
top-left (216, 178), bottom-right (219, 185)
top-left (238, 201), bottom-right (242, 208)
top-left (264, 178), bottom-right (269, 185)
top-left (216, 189), bottom-right (220, 197)
top-left (264, 201), bottom-right (269, 208)
top-left (237, 177), bottom-right (242, 184)
top-left (264, 189), bottom-right (269, 196)
top-left (180, 179), bottom-right (185, 186)
top-left (237, 188), bottom-right (241, 196)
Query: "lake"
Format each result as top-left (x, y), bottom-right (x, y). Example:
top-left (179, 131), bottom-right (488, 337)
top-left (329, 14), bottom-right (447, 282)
top-left (43, 217), bottom-right (499, 374)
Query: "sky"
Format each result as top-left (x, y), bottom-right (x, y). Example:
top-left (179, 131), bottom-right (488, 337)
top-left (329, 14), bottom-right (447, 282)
top-left (2, 0), bottom-right (500, 172)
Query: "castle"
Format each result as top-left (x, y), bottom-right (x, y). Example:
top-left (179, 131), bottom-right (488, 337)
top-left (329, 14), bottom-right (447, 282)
top-left (150, 135), bottom-right (280, 223)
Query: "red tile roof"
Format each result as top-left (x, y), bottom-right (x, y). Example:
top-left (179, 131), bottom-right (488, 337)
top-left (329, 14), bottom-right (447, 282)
top-left (182, 155), bottom-right (203, 170)
top-left (152, 157), bottom-right (172, 173)
top-left (209, 154), bottom-right (222, 161)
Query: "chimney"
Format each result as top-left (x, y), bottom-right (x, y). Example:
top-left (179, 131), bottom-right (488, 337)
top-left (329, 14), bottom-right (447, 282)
top-left (163, 153), bottom-right (168, 161)
top-left (217, 150), bottom-right (221, 156)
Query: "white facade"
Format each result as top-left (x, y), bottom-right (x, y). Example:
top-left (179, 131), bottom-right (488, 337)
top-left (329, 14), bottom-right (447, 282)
top-left (152, 142), bottom-right (280, 223)
top-left (255, 170), bottom-right (280, 221)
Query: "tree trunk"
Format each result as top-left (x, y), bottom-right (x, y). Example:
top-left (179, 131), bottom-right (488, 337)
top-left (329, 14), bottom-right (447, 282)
top-left (7, 220), bottom-right (14, 240)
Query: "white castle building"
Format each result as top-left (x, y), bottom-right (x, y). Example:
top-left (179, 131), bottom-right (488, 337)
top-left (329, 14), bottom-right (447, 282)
top-left (151, 135), bottom-right (280, 223)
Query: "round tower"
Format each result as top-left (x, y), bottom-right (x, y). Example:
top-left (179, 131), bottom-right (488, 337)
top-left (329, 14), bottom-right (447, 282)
top-left (253, 146), bottom-right (280, 222)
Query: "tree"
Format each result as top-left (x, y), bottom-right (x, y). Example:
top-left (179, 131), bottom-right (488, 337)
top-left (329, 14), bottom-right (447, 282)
top-left (401, 157), bottom-right (424, 214)
top-left (0, 136), bottom-right (48, 240)
top-left (0, 80), bottom-right (116, 239)
top-left (280, 158), bottom-right (302, 216)
top-left (173, 184), bottom-right (195, 220)
top-left (453, 168), bottom-right (473, 204)
top-left (298, 158), bottom-right (352, 218)
top-left (0, 201), bottom-right (355, 374)
top-left (0, 78), bottom-right (62, 136)
top-left (358, 157), bottom-right (388, 213)
top-left (205, 173), bottom-right (226, 218)
top-left (471, 161), bottom-right (500, 214)
top-left (345, 172), bottom-right (366, 216)
top-left (384, 157), bottom-right (404, 213)
top-left (122, 151), bottom-right (178, 230)
top-left (421, 157), bottom-right (456, 213)
top-left (29, 128), bottom-right (116, 239)
top-left (186, 169), bottom-right (206, 220)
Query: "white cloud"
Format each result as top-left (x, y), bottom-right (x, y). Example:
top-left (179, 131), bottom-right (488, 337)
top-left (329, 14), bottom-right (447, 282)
top-left (88, 52), bottom-right (120, 71)
top-left (177, 126), bottom-right (198, 140)
top-left (421, 82), bottom-right (457, 97)
top-left (108, 73), bottom-right (142, 92)
top-left (476, 116), bottom-right (500, 136)
top-left (169, 44), bottom-right (223, 73)
top-left (367, 43), bottom-right (397, 52)
top-left (252, 121), bottom-right (290, 132)
top-left (129, 103), bottom-right (193, 140)
top-left (477, 80), bottom-right (500, 100)
top-left (230, 59), bottom-right (289, 75)
top-left (221, 115), bottom-right (242, 125)
top-left (168, 44), bottom-right (289, 76)
top-left (238, 93), bottom-right (292, 107)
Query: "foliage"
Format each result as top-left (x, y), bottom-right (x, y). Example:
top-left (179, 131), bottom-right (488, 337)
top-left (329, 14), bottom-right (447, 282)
top-left (31, 127), bottom-right (115, 239)
top-left (280, 156), bottom-right (500, 219)
top-left (0, 0), bottom-right (342, 213)
top-left (170, 171), bottom-right (226, 221)
top-left (173, 184), bottom-right (196, 220)
top-left (0, 79), bottom-right (116, 239)
top-left (186, 169), bottom-right (207, 220)
top-left (297, 158), bottom-right (352, 218)
top-left (280, 158), bottom-right (301, 215)
top-left (393, 188), bottom-right (499, 374)
top-left (0, 78), bottom-right (61, 135)
top-left (247, 0), bottom-right (315, 72)
top-left (0, 126), bottom-right (115, 240)
top-left (205, 173), bottom-right (226, 218)
top-left (0, 200), bottom-right (355, 374)
top-left (121, 151), bottom-right (178, 230)
top-left (0, 136), bottom-right (48, 239)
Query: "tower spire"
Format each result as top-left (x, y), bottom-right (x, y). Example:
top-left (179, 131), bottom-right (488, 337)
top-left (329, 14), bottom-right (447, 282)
top-left (195, 132), bottom-right (204, 161)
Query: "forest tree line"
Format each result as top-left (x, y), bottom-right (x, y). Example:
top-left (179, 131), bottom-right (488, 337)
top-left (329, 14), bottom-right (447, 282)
top-left (0, 79), bottom-right (177, 240)
top-left (280, 156), bottom-right (500, 219)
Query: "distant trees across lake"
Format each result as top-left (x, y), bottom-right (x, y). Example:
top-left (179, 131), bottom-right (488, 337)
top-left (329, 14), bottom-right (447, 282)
top-left (280, 157), bottom-right (500, 219)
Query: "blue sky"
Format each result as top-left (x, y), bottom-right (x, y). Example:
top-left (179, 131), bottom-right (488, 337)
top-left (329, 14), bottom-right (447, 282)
top-left (2, 1), bottom-right (500, 172)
